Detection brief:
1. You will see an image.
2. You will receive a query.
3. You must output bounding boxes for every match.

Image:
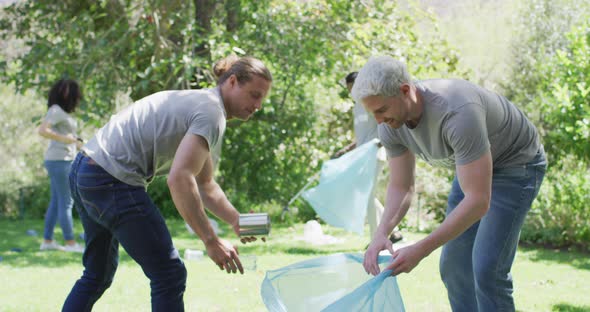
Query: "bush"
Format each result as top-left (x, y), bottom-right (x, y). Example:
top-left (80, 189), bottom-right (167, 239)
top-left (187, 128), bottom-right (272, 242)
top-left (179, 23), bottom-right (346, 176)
top-left (13, 182), bottom-right (51, 219)
top-left (535, 21), bottom-right (590, 164)
top-left (146, 176), bottom-right (177, 219)
top-left (498, 0), bottom-right (590, 252)
top-left (521, 160), bottom-right (590, 251)
top-left (0, 83), bottom-right (49, 218)
top-left (371, 159), bottom-right (453, 232)
top-left (2, 1), bottom-right (463, 221)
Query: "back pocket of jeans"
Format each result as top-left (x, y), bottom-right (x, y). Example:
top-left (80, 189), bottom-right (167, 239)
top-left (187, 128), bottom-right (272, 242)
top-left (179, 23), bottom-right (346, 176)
top-left (78, 183), bottom-right (116, 222)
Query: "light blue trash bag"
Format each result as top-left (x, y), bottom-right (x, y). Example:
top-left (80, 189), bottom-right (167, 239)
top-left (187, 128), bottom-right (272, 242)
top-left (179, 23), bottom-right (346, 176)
top-left (261, 253), bottom-right (405, 312)
top-left (322, 268), bottom-right (404, 312)
top-left (301, 139), bottom-right (379, 234)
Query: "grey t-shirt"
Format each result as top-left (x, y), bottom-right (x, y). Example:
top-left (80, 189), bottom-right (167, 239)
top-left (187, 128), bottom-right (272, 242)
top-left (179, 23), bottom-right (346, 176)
top-left (83, 88), bottom-right (227, 187)
top-left (353, 100), bottom-right (379, 146)
top-left (44, 105), bottom-right (78, 161)
top-left (379, 79), bottom-right (540, 169)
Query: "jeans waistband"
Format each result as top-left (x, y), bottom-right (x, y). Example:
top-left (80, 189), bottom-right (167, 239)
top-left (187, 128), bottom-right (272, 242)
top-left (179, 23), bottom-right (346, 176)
top-left (79, 150), bottom-right (97, 165)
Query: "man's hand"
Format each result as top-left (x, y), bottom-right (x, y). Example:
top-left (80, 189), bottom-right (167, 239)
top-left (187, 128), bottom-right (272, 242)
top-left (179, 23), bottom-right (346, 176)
top-left (331, 142), bottom-right (356, 159)
top-left (331, 150), bottom-right (346, 159)
top-left (75, 137), bottom-right (84, 150)
top-left (205, 238), bottom-right (244, 274)
top-left (363, 233), bottom-right (395, 276)
top-left (385, 243), bottom-right (428, 276)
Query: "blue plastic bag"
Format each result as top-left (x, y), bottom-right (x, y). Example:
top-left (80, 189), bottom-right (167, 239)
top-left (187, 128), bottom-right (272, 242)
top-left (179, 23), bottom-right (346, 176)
top-left (321, 268), bottom-right (404, 312)
top-left (261, 253), bottom-right (405, 312)
top-left (301, 140), bottom-right (379, 234)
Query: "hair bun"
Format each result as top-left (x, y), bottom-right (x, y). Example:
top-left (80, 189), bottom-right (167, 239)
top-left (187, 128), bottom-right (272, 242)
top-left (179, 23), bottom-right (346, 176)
top-left (213, 55), bottom-right (240, 79)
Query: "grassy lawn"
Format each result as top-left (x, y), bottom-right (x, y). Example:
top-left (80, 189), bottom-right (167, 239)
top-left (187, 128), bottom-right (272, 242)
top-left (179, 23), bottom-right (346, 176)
top-left (0, 218), bottom-right (589, 312)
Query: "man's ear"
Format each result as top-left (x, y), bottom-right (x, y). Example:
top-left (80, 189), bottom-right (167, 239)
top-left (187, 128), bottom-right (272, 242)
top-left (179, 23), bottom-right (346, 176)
top-left (400, 83), bottom-right (411, 95)
top-left (228, 74), bottom-right (237, 87)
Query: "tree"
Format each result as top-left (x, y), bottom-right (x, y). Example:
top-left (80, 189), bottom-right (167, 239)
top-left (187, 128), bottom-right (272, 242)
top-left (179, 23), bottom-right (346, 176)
top-left (1, 0), bottom-right (462, 216)
top-left (536, 22), bottom-right (590, 164)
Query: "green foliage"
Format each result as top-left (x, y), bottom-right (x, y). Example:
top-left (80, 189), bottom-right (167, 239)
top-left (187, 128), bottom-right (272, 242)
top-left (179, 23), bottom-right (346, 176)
top-left (0, 84), bottom-right (49, 218)
top-left (535, 22), bottom-right (590, 163)
top-left (412, 161), bottom-right (453, 228)
top-left (216, 1), bottom-right (463, 213)
top-left (1, 1), bottom-right (462, 220)
top-left (146, 176), bottom-right (177, 219)
top-left (503, 0), bottom-right (590, 122)
top-left (522, 159), bottom-right (590, 252)
top-left (0, 0), bottom-right (207, 126)
top-left (369, 159), bottom-right (453, 232)
top-left (503, 0), bottom-right (590, 251)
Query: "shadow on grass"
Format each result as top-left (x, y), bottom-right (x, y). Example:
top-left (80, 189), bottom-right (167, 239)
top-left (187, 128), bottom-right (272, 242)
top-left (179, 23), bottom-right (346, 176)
top-left (519, 244), bottom-right (590, 271)
top-left (551, 303), bottom-right (590, 312)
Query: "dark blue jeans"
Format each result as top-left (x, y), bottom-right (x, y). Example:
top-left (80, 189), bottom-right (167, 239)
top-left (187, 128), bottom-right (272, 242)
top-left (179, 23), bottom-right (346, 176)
top-left (439, 150), bottom-right (547, 312)
top-left (63, 153), bottom-right (186, 312)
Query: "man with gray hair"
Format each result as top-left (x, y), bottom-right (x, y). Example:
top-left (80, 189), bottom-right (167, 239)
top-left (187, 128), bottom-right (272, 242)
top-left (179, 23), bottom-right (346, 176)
top-left (353, 55), bottom-right (546, 312)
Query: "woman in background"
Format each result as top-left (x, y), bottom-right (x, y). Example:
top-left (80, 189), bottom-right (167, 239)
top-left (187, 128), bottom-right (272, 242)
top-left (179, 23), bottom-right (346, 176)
top-left (37, 78), bottom-right (85, 253)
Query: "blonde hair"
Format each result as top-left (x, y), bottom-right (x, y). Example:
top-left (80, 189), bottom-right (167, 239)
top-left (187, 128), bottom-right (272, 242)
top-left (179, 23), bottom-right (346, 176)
top-left (213, 55), bottom-right (272, 85)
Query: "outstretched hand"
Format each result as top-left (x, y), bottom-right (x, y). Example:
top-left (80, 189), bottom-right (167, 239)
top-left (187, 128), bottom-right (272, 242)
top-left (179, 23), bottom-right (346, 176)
top-left (205, 238), bottom-right (244, 274)
top-left (363, 234), bottom-right (395, 276)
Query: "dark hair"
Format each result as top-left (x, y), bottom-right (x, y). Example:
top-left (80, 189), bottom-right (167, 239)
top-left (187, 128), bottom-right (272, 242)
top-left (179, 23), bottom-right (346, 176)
top-left (345, 72), bottom-right (358, 85)
top-left (213, 55), bottom-right (273, 85)
top-left (47, 79), bottom-right (82, 113)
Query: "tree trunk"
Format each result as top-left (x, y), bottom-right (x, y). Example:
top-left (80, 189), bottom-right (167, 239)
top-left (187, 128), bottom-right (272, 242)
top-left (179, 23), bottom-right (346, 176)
top-left (194, 0), bottom-right (217, 59)
top-left (225, 0), bottom-right (240, 33)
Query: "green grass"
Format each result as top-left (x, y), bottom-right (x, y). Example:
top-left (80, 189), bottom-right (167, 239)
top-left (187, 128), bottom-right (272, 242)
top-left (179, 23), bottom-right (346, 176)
top-left (1, 219), bottom-right (589, 312)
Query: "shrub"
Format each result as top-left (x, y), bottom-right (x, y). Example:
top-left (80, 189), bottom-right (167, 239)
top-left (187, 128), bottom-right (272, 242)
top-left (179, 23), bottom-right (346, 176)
top-left (0, 84), bottom-right (48, 218)
top-left (521, 159), bottom-right (590, 251)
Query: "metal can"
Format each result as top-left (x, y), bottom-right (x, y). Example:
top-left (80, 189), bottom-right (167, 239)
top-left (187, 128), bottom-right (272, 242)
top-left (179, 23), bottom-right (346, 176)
top-left (238, 213), bottom-right (271, 236)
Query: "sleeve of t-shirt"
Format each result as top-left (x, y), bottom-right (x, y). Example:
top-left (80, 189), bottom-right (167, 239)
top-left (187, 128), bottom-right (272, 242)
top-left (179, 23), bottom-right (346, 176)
top-left (44, 105), bottom-right (66, 126)
top-left (378, 124), bottom-right (408, 158)
top-left (445, 103), bottom-right (490, 166)
top-left (187, 106), bottom-right (222, 152)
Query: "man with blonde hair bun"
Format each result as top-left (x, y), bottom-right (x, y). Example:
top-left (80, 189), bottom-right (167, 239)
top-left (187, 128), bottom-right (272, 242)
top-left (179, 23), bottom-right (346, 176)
top-left (354, 55), bottom-right (546, 312)
top-left (63, 55), bottom-right (272, 311)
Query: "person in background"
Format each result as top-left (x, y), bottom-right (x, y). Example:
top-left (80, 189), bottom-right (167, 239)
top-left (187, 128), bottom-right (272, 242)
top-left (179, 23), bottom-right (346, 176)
top-left (62, 55), bottom-right (272, 311)
top-left (354, 56), bottom-right (546, 312)
top-left (333, 72), bottom-right (403, 244)
top-left (37, 78), bottom-right (85, 253)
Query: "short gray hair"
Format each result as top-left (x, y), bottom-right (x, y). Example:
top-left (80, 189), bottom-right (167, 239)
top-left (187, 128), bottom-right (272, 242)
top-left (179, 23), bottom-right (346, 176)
top-left (351, 55), bottom-right (411, 102)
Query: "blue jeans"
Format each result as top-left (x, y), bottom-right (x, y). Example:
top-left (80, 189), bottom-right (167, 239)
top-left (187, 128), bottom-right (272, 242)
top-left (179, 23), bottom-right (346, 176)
top-left (439, 151), bottom-right (546, 312)
top-left (63, 153), bottom-right (186, 312)
top-left (44, 160), bottom-right (75, 241)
